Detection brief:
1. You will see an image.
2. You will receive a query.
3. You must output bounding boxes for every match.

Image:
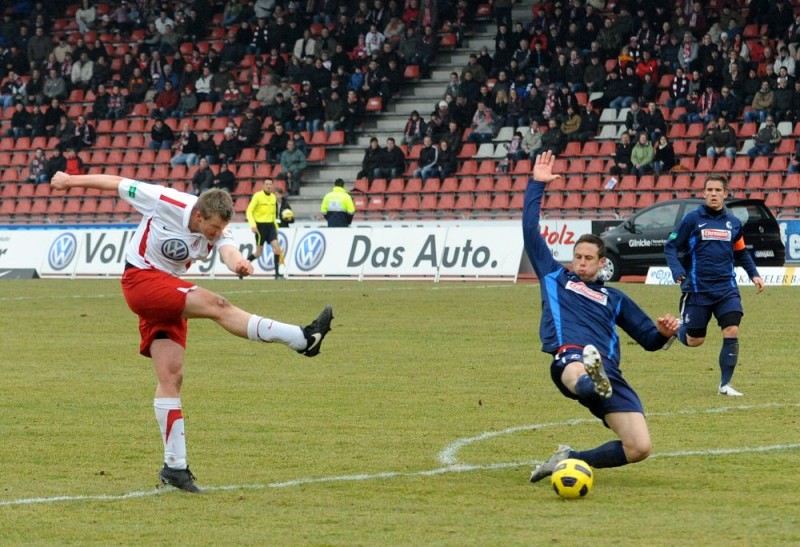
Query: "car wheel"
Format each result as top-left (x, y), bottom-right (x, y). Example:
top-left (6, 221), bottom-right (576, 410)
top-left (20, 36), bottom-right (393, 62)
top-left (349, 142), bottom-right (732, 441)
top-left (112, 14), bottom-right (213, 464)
top-left (603, 252), bottom-right (622, 282)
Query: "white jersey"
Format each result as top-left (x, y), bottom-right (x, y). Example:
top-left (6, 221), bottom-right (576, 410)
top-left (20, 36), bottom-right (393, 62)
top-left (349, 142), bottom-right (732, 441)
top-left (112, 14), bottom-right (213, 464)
top-left (119, 179), bottom-right (237, 276)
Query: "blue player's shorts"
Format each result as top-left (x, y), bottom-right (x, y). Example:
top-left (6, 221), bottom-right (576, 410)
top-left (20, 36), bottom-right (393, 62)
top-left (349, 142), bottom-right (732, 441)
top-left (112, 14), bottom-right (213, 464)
top-left (549, 348), bottom-right (644, 427)
top-left (679, 288), bottom-right (743, 330)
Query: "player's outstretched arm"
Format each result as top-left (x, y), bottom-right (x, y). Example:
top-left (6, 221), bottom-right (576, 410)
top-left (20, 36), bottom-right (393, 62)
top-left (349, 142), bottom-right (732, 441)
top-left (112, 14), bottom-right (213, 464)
top-left (522, 152), bottom-right (563, 277)
top-left (655, 314), bottom-right (681, 337)
top-left (51, 171), bottom-right (124, 192)
top-left (219, 244), bottom-right (254, 277)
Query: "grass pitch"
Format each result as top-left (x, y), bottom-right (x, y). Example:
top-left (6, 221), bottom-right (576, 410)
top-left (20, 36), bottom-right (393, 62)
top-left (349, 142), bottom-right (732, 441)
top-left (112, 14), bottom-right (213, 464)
top-left (0, 279), bottom-right (798, 545)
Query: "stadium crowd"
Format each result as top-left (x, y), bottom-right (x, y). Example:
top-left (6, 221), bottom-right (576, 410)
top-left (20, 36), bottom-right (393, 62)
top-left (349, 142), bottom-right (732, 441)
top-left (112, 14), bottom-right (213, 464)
top-left (1, 0), bottom-right (800, 220)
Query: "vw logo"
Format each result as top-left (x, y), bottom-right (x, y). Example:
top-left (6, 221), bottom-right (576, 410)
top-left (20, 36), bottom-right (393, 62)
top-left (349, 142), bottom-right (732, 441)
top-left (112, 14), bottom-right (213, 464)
top-left (161, 239), bottom-right (190, 261)
top-left (49, 233), bottom-right (77, 271)
top-left (294, 230), bottom-right (326, 272)
top-left (257, 232), bottom-right (289, 271)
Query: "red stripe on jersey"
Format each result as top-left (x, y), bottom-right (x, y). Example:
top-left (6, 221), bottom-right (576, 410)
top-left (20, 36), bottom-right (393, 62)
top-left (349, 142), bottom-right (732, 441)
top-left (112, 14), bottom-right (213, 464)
top-left (139, 218), bottom-right (152, 258)
top-left (165, 408), bottom-right (183, 442)
top-left (160, 194), bottom-right (188, 208)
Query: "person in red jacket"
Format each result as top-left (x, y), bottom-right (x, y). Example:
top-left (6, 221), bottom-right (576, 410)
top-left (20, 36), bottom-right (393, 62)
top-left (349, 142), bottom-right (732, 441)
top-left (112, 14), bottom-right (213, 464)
top-left (152, 80), bottom-right (179, 119)
top-left (64, 147), bottom-right (85, 175)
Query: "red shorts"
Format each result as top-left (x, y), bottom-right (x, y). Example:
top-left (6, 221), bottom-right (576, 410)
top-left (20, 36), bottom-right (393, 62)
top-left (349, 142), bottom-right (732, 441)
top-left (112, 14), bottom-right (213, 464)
top-left (121, 267), bottom-right (197, 357)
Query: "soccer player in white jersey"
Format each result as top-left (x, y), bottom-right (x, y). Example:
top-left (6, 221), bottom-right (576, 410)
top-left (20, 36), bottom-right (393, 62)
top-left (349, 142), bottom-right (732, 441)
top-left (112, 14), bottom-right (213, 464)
top-left (50, 171), bottom-right (334, 493)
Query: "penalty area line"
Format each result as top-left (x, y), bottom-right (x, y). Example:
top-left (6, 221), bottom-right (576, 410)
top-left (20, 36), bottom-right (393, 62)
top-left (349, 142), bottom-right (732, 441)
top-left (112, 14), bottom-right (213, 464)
top-left (2, 444), bottom-right (800, 507)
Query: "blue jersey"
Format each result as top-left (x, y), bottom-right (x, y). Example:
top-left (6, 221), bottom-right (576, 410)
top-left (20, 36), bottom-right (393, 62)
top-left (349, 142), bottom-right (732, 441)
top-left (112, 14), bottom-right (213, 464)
top-left (523, 180), bottom-right (669, 367)
top-left (664, 204), bottom-right (760, 293)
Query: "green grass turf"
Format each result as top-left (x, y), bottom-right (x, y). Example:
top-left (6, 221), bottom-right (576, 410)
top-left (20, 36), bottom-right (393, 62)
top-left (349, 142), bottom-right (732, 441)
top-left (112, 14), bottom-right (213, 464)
top-left (0, 279), bottom-right (798, 545)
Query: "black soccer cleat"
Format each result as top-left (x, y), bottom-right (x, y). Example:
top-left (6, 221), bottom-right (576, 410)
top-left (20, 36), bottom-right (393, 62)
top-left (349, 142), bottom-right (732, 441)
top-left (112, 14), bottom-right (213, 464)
top-left (298, 305), bottom-right (334, 357)
top-left (159, 464), bottom-right (202, 493)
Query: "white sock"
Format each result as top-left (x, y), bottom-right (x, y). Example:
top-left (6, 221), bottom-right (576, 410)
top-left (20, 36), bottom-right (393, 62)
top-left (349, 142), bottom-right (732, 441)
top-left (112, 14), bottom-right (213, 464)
top-left (154, 398), bottom-right (187, 470)
top-left (247, 314), bottom-right (307, 350)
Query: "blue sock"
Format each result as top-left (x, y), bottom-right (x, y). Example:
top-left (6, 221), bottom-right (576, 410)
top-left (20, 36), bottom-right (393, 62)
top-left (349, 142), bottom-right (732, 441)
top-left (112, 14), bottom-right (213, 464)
top-left (720, 337), bottom-right (739, 386)
top-left (571, 440), bottom-right (628, 469)
top-left (677, 324), bottom-right (689, 346)
top-left (574, 374), bottom-right (599, 401)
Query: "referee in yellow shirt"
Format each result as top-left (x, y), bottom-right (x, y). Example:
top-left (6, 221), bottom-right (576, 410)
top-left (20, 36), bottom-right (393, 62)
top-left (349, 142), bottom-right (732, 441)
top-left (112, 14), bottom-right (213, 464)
top-left (245, 178), bottom-right (284, 279)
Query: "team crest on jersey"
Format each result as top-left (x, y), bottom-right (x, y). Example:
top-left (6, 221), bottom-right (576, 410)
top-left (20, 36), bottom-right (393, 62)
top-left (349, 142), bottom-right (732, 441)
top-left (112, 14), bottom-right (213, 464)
top-left (701, 228), bottom-right (731, 241)
top-left (565, 280), bottom-right (608, 306)
top-left (162, 239), bottom-right (190, 261)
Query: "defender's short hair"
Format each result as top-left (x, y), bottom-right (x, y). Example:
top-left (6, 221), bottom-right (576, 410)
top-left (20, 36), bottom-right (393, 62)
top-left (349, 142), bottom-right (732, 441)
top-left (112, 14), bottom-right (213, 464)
top-left (575, 234), bottom-right (606, 258)
top-left (196, 189), bottom-right (234, 222)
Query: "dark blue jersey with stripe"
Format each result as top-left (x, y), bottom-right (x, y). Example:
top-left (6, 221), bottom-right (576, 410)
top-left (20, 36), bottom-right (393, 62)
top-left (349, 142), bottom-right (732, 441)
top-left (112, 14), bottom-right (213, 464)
top-left (523, 179), bottom-right (670, 366)
top-left (664, 204), bottom-right (760, 293)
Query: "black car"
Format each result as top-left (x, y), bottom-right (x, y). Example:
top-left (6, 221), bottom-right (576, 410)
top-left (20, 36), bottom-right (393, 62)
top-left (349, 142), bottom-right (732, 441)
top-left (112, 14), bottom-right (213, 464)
top-left (600, 198), bottom-right (785, 281)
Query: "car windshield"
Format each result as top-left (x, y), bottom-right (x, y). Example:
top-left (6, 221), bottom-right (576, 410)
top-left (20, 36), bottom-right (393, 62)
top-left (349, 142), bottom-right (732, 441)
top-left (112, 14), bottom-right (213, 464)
top-left (729, 203), bottom-right (770, 225)
top-left (634, 202), bottom-right (681, 230)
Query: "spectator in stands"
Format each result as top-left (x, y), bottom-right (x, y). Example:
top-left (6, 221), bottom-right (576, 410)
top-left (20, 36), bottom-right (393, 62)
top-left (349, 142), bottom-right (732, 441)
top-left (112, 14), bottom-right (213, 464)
top-left (613, 131), bottom-right (633, 174)
top-left (597, 17), bottom-right (622, 59)
top-left (90, 56), bottom-right (112, 92)
top-left (583, 54), bottom-right (607, 93)
top-left (413, 135), bottom-right (439, 183)
top-left (714, 85), bottom-right (740, 123)
top-left (237, 108), bottom-right (263, 149)
top-left (745, 80), bottom-right (775, 123)
top-left (706, 116), bottom-right (737, 161)
top-left (644, 102), bottom-right (667, 144)
top-left (192, 130), bottom-right (216, 166)
top-left (685, 84), bottom-right (719, 125)
top-left (772, 72), bottom-right (794, 123)
top-left (150, 80), bottom-right (178, 119)
top-left (630, 132), bottom-right (655, 177)
top-left (789, 139), bottom-right (800, 174)
top-left (91, 83), bottom-right (110, 120)
top-left (342, 89), bottom-right (364, 145)
top-left (188, 157), bottom-right (214, 195)
top-left (358, 137), bottom-right (382, 182)
top-left (217, 79), bottom-right (245, 118)
top-left (265, 121), bottom-right (289, 164)
top-left (602, 71), bottom-right (627, 111)
top-left (44, 147), bottom-right (67, 181)
top-left (0, 71), bottom-right (23, 110)
top-left (213, 162), bottom-right (237, 193)
top-left (70, 115), bottom-right (95, 151)
top-left (319, 89), bottom-right (345, 139)
top-left (461, 54), bottom-right (487, 86)
top-left (435, 138), bottom-right (458, 181)
top-left (540, 118), bottom-right (566, 156)
top-left (297, 81), bottom-right (323, 133)
top-left (561, 106), bottom-right (582, 142)
top-left (574, 102), bottom-right (599, 144)
top-left (71, 52), bottom-right (94, 90)
top-left (522, 119), bottom-right (544, 161)
top-left (149, 117), bottom-right (174, 151)
top-left (64, 148), bottom-right (85, 175)
top-left (43, 68), bottom-right (67, 102)
top-left (791, 81), bottom-right (800, 123)
top-left (25, 68), bottom-right (44, 106)
top-left (375, 137), bottom-right (406, 180)
top-left (748, 115), bottom-right (782, 159)
top-left (27, 147), bottom-right (49, 184)
top-left (279, 139), bottom-right (307, 196)
top-left (218, 126), bottom-right (243, 165)
top-left (6, 102), bottom-right (31, 139)
top-left (653, 135), bottom-right (677, 176)
top-left (291, 131), bottom-right (309, 158)
top-left (466, 99), bottom-right (496, 144)
top-left (696, 118), bottom-right (718, 159)
top-left (677, 32), bottom-right (698, 73)
top-left (170, 123), bottom-right (199, 168)
top-left (624, 101), bottom-right (646, 135)
top-left (75, 0), bottom-right (96, 34)
top-left (399, 109), bottom-right (425, 147)
top-left (774, 47), bottom-right (795, 79)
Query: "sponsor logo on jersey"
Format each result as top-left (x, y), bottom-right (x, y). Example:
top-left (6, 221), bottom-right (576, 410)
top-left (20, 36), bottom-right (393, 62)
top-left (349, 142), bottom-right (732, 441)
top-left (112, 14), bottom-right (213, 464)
top-left (565, 280), bottom-right (608, 306)
top-left (701, 228), bottom-right (731, 241)
top-left (162, 239), bottom-right (190, 261)
top-left (128, 181), bottom-right (138, 198)
top-left (48, 233), bottom-right (77, 270)
top-left (294, 230), bottom-right (326, 271)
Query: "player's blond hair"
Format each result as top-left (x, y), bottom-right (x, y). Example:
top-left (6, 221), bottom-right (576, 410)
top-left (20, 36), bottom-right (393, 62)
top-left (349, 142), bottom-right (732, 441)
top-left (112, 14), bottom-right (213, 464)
top-left (196, 189), bottom-right (234, 222)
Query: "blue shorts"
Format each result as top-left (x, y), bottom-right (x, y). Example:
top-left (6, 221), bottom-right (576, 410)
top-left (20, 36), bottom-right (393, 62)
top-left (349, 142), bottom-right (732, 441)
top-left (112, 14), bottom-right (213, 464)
top-left (549, 348), bottom-right (644, 427)
top-left (679, 288), bottom-right (743, 330)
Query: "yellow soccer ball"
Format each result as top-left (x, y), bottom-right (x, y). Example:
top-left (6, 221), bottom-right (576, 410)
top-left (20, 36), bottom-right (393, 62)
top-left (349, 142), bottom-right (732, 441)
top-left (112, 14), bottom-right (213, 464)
top-left (551, 458), bottom-right (594, 499)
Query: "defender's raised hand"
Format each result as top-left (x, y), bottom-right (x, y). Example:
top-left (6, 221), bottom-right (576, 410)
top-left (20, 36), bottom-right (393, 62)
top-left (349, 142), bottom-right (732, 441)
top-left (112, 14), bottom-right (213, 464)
top-left (532, 151), bottom-right (562, 184)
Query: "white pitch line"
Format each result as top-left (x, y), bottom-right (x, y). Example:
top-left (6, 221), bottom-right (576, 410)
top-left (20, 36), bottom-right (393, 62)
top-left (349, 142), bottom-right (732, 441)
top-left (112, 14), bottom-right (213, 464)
top-left (438, 402), bottom-right (800, 465)
top-left (1, 403), bottom-right (798, 508)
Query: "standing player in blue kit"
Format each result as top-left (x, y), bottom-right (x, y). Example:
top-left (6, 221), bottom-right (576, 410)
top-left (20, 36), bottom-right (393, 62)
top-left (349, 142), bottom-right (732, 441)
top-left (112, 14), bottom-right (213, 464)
top-left (524, 152), bottom-right (680, 484)
top-left (664, 174), bottom-right (765, 397)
